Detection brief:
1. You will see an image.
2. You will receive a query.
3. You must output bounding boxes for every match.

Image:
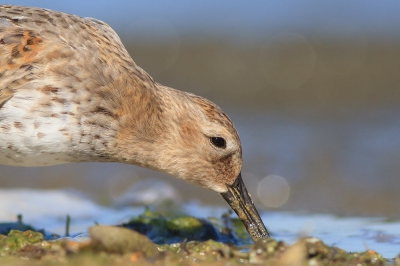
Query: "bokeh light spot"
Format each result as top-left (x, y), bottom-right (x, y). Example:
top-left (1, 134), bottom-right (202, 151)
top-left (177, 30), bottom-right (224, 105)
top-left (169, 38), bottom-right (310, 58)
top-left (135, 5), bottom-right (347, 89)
top-left (257, 175), bottom-right (290, 208)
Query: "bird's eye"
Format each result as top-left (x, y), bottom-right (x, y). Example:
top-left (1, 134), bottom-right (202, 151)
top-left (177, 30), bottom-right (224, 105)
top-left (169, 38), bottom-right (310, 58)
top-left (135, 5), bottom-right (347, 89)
top-left (210, 137), bottom-right (226, 148)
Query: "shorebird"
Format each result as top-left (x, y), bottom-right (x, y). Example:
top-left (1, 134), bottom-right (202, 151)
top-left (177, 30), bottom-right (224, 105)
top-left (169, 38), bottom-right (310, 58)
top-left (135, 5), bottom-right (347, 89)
top-left (0, 5), bottom-right (269, 241)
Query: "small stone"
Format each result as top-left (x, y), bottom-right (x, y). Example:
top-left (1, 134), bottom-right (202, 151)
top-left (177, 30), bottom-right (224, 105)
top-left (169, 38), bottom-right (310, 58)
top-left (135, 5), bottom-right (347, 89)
top-left (88, 225), bottom-right (160, 258)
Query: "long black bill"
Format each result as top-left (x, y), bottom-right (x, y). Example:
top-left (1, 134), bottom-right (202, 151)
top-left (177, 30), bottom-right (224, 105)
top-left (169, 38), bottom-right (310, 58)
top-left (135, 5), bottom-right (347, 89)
top-left (220, 172), bottom-right (269, 241)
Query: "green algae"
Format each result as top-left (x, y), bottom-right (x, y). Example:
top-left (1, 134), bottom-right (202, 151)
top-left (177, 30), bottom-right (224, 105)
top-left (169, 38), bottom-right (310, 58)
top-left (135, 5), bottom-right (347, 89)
top-left (166, 216), bottom-right (202, 232)
top-left (0, 230), bottom-right (44, 256)
top-left (120, 209), bottom-right (223, 244)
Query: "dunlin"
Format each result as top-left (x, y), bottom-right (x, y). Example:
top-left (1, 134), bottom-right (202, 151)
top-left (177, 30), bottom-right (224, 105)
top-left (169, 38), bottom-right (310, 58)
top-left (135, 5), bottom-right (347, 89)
top-left (0, 5), bottom-right (269, 241)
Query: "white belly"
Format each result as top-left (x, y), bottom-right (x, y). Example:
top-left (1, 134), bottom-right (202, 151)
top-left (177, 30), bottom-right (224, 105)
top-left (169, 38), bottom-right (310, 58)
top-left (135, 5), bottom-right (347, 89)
top-left (0, 89), bottom-right (81, 166)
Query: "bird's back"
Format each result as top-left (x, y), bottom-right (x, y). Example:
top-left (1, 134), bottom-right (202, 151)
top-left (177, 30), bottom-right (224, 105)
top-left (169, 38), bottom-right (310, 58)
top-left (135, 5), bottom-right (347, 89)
top-left (0, 5), bottom-right (137, 89)
top-left (0, 5), bottom-right (150, 166)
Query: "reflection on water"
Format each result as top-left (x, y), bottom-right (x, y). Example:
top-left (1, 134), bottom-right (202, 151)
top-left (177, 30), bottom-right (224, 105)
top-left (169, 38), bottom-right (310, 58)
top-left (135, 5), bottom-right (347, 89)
top-left (261, 211), bottom-right (400, 259)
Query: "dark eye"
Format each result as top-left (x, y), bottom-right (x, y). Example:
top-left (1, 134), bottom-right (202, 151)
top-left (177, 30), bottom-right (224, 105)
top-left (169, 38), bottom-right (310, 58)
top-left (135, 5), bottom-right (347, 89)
top-left (210, 137), bottom-right (226, 148)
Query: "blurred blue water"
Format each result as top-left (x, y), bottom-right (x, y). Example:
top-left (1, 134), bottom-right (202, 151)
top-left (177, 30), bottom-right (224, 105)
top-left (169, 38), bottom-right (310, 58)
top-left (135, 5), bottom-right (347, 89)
top-left (4, 1), bottom-right (400, 39)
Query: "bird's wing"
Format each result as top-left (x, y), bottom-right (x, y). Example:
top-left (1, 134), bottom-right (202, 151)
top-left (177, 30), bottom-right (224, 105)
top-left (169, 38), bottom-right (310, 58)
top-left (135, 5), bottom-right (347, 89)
top-left (0, 88), bottom-right (13, 108)
top-left (0, 5), bottom-right (136, 98)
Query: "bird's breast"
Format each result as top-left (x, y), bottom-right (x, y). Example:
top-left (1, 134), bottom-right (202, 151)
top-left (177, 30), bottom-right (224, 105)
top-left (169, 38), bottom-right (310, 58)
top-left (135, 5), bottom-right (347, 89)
top-left (0, 89), bottom-right (93, 166)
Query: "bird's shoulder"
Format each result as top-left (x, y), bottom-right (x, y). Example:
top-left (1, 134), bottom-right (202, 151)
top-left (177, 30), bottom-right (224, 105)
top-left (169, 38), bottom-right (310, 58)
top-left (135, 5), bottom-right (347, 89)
top-left (0, 5), bottom-right (137, 97)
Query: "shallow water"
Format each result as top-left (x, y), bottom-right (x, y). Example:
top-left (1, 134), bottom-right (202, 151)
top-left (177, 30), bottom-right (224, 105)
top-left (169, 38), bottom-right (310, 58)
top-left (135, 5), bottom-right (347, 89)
top-left (1, 189), bottom-right (400, 259)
